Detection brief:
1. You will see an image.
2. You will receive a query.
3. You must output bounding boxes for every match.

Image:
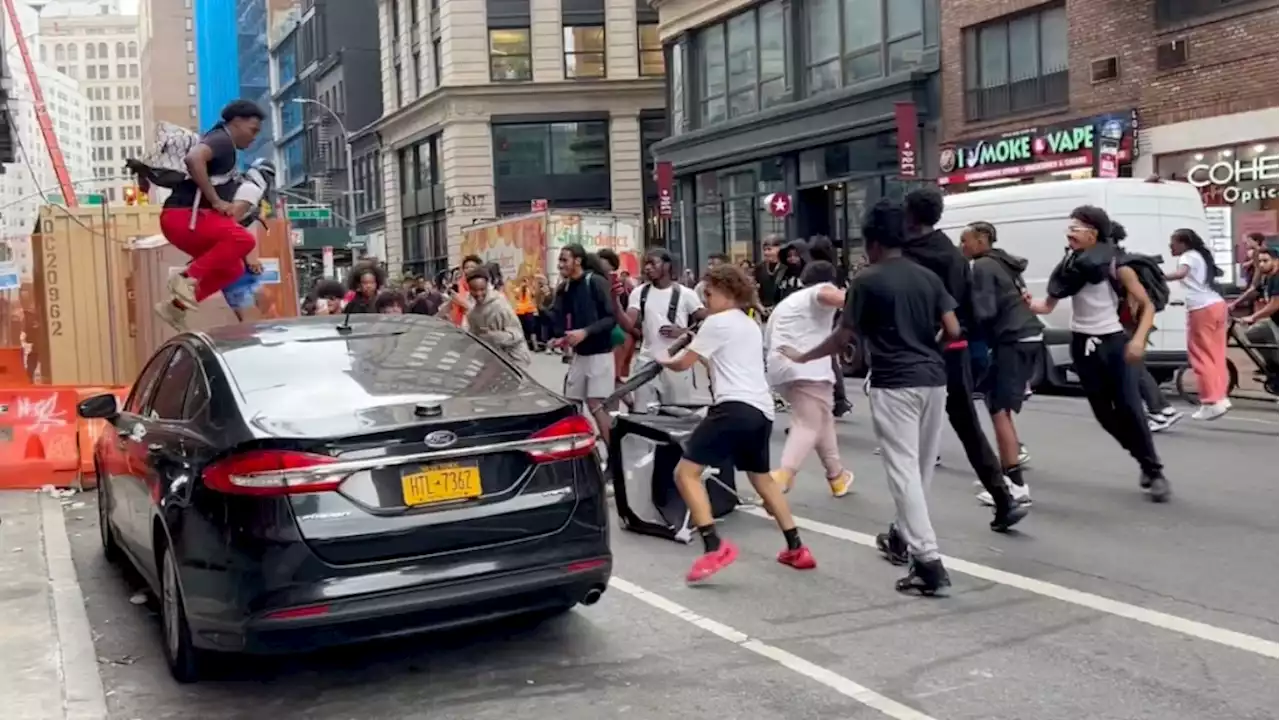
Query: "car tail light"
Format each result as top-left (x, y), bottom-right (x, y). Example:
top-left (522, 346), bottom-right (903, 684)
top-left (262, 604), bottom-right (331, 620)
top-left (526, 415), bottom-right (596, 463)
top-left (203, 450), bottom-right (342, 496)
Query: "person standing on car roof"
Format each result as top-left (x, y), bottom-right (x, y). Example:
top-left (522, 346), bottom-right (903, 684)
top-left (625, 248), bottom-right (706, 411)
top-left (656, 263), bottom-right (815, 584)
top-left (901, 187), bottom-right (1025, 532)
top-left (961, 222), bottom-right (1041, 511)
top-left (158, 100), bottom-right (264, 322)
top-left (549, 244), bottom-right (619, 445)
top-left (1025, 205), bottom-right (1171, 502)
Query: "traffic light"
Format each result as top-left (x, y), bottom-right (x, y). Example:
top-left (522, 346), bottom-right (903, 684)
top-left (123, 186), bottom-right (137, 205)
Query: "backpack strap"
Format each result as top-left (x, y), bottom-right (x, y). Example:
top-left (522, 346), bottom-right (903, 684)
top-left (639, 283), bottom-right (651, 320)
top-left (666, 284), bottom-right (681, 323)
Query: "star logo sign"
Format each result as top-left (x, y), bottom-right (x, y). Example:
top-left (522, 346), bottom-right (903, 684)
top-left (767, 192), bottom-right (792, 218)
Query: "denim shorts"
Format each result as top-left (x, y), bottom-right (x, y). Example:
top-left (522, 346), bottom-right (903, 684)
top-left (223, 270), bottom-right (262, 311)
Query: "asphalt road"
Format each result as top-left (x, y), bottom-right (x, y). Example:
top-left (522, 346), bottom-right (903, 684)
top-left (64, 358), bottom-right (1279, 720)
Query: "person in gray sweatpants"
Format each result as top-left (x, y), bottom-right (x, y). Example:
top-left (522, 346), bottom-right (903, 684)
top-left (782, 200), bottom-right (960, 595)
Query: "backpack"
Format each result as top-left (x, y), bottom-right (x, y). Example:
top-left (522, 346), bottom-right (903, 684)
top-left (125, 122), bottom-right (200, 189)
top-left (1112, 253), bottom-right (1170, 313)
top-left (638, 283), bottom-right (683, 334)
top-left (125, 123), bottom-right (238, 190)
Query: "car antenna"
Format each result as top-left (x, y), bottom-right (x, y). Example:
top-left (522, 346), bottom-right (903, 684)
top-left (336, 302), bottom-right (355, 335)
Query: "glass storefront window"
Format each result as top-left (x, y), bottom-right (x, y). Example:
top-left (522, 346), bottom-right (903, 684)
top-left (725, 198), bottom-right (754, 264)
top-left (696, 202), bottom-right (726, 269)
top-left (1156, 140), bottom-right (1280, 285)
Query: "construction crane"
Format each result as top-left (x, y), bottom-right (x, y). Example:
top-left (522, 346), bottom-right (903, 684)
top-left (2, 0), bottom-right (78, 207)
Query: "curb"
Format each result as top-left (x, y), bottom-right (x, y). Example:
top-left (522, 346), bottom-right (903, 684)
top-left (40, 494), bottom-right (109, 720)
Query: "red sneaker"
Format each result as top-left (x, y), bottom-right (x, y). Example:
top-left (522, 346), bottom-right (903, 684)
top-left (777, 546), bottom-right (816, 570)
top-left (685, 540), bottom-right (739, 583)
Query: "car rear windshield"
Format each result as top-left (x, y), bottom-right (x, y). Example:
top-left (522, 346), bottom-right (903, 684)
top-left (221, 324), bottom-right (526, 415)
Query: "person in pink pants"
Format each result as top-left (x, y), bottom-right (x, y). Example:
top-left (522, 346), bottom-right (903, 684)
top-left (1166, 228), bottom-right (1231, 420)
top-left (764, 260), bottom-right (854, 497)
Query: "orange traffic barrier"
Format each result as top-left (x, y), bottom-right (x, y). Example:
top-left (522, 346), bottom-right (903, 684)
top-left (0, 384), bottom-right (128, 490)
top-left (0, 347), bottom-right (31, 387)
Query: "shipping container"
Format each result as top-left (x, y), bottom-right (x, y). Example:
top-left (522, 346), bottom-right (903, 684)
top-left (30, 204), bottom-right (143, 386)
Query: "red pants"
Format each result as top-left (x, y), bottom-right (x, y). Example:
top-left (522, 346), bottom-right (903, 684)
top-left (160, 207), bottom-right (256, 302)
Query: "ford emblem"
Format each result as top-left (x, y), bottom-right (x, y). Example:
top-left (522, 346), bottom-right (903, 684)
top-left (424, 430), bottom-right (458, 449)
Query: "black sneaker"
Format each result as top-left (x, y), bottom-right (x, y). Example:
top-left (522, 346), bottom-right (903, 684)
top-left (990, 501), bottom-right (1029, 533)
top-left (875, 524), bottom-right (909, 566)
top-left (1144, 473), bottom-right (1171, 503)
top-left (895, 557), bottom-right (952, 596)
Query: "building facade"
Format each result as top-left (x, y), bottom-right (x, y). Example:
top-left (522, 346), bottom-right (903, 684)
top-left (0, 2), bottom-right (90, 276)
top-left (194, 0), bottom-right (239, 129)
top-left (938, 0), bottom-right (1277, 281)
top-left (269, 0), bottom-right (383, 285)
top-left (371, 0), bottom-right (666, 277)
top-left (38, 12), bottom-right (144, 203)
top-left (139, 0), bottom-right (198, 134)
top-left (653, 0), bottom-right (940, 273)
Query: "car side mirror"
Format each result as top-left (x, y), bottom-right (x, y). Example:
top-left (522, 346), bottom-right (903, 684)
top-left (77, 393), bottom-right (120, 420)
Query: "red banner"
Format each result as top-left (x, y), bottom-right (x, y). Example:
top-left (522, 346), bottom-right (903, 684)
top-left (656, 161), bottom-right (674, 218)
top-left (894, 101), bottom-right (919, 179)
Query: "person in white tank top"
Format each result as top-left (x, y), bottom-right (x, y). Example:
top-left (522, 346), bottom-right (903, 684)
top-left (1165, 228), bottom-right (1232, 421)
top-left (763, 261), bottom-right (854, 498)
top-left (1023, 205), bottom-right (1170, 503)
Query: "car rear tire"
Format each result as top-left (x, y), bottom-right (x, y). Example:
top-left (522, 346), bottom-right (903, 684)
top-left (158, 543), bottom-right (203, 683)
top-left (96, 470), bottom-right (121, 564)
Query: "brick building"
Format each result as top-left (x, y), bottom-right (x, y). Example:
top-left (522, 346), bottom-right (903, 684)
top-left (937, 0), bottom-right (1277, 279)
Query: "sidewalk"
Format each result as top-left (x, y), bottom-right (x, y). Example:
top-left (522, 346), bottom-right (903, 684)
top-left (0, 491), bottom-right (108, 720)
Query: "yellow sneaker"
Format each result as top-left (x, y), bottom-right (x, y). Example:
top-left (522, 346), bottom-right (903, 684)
top-left (828, 469), bottom-right (854, 498)
top-left (154, 300), bottom-right (189, 332)
top-left (770, 469), bottom-right (795, 494)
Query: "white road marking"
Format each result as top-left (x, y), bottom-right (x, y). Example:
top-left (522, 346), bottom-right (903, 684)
top-left (609, 576), bottom-right (938, 720)
top-left (741, 507), bottom-right (1280, 660)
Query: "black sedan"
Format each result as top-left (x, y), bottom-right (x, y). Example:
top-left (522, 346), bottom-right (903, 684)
top-left (78, 314), bottom-right (611, 682)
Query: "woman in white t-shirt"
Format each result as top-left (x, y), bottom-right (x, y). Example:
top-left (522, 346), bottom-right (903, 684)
top-left (1166, 228), bottom-right (1231, 420)
top-left (656, 264), bottom-right (815, 584)
top-left (764, 261), bottom-right (854, 497)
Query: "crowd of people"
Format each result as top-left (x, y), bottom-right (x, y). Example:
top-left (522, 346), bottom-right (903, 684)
top-left (144, 100), bottom-right (1273, 597)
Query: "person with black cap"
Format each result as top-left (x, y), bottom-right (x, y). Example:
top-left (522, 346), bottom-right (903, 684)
top-left (1024, 205), bottom-right (1171, 501)
top-left (901, 187), bottom-right (1026, 531)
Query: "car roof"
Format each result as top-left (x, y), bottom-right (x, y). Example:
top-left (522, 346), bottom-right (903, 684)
top-left (191, 314), bottom-right (561, 437)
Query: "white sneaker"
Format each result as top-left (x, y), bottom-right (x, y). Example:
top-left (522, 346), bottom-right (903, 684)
top-left (1017, 445), bottom-right (1031, 467)
top-left (1148, 408), bottom-right (1184, 433)
top-left (977, 477), bottom-right (1032, 507)
top-left (167, 273), bottom-right (198, 310)
top-left (1191, 400), bottom-right (1231, 421)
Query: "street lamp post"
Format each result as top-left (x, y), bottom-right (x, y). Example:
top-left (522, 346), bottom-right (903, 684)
top-left (291, 97), bottom-right (358, 255)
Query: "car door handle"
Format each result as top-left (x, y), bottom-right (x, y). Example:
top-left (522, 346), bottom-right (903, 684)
top-left (147, 443), bottom-right (165, 455)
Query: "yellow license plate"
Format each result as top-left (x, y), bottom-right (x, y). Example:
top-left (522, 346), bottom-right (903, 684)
top-left (401, 465), bottom-right (483, 506)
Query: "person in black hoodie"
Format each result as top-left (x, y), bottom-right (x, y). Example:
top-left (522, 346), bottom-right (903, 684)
top-left (902, 187), bottom-right (1025, 532)
top-left (962, 221), bottom-right (1042, 509)
top-left (808, 235), bottom-right (853, 417)
top-left (773, 240), bottom-right (807, 303)
top-left (550, 244), bottom-right (619, 446)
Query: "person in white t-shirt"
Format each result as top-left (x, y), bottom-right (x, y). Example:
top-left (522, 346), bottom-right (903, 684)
top-left (625, 249), bottom-right (705, 410)
top-left (655, 263), bottom-right (815, 584)
top-left (764, 260), bottom-right (854, 498)
top-left (1165, 228), bottom-right (1231, 420)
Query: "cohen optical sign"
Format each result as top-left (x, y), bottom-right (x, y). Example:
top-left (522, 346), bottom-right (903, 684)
top-left (1187, 154), bottom-right (1280, 204)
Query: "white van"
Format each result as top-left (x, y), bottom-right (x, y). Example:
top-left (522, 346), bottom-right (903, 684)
top-left (939, 178), bottom-right (1207, 388)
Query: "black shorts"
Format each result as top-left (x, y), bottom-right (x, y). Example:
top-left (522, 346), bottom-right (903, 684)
top-left (986, 342), bottom-right (1041, 413)
top-left (684, 401), bottom-right (772, 474)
